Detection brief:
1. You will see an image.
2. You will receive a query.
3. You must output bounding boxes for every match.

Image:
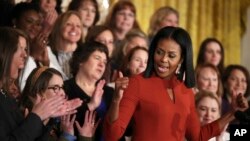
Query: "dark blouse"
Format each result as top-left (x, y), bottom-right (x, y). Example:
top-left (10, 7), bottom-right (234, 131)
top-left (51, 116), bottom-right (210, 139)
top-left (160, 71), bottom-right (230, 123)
top-left (64, 78), bottom-right (114, 141)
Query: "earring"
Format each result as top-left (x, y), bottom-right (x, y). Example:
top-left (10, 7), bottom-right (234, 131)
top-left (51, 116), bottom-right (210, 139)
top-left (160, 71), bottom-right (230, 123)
top-left (176, 64), bottom-right (181, 74)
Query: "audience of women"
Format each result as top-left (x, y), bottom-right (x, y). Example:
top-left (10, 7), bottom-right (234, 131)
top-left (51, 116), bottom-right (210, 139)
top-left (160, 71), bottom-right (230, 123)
top-left (11, 2), bottom-right (65, 91)
top-left (64, 42), bottom-right (114, 141)
top-left (103, 26), bottom-right (248, 141)
top-left (0, 27), bottom-right (80, 141)
top-left (20, 67), bottom-right (83, 141)
top-left (222, 64), bottom-right (250, 115)
top-left (68, 0), bottom-right (100, 42)
top-left (1, 1), bottom-right (250, 140)
top-left (195, 90), bottom-right (230, 141)
top-left (196, 38), bottom-right (225, 75)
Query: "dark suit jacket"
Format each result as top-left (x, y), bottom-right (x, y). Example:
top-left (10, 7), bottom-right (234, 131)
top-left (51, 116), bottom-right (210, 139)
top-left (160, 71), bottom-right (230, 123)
top-left (0, 89), bottom-right (44, 141)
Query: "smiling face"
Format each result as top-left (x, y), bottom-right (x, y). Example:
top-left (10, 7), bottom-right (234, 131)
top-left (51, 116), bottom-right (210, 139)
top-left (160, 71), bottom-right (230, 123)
top-left (80, 50), bottom-right (107, 80)
top-left (128, 49), bottom-right (148, 75)
top-left (10, 36), bottom-right (28, 79)
top-left (226, 69), bottom-right (247, 96)
top-left (197, 67), bottom-right (219, 94)
top-left (17, 10), bottom-right (42, 39)
top-left (196, 97), bottom-right (220, 126)
top-left (153, 39), bottom-right (182, 79)
top-left (62, 14), bottom-right (82, 43)
top-left (115, 8), bottom-right (135, 33)
top-left (204, 42), bottom-right (222, 67)
top-left (78, 0), bottom-right (96, 28)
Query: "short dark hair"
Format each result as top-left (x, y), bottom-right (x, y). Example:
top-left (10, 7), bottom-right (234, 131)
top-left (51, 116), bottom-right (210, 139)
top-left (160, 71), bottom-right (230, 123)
top-left (70, 41), bottom-right (109, 77)
top-left (143, 26), bottom-right (195, 88)
top-left (68, 0), bottom-right (100, 25)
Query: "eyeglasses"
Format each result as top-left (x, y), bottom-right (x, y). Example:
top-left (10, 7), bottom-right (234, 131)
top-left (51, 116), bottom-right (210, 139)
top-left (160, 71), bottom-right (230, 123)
top-left (47, 85), bottom-right (64, 93)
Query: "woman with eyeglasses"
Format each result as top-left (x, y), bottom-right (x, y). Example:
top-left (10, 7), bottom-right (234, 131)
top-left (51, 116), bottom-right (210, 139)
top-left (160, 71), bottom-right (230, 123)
top-left (20, 66), bottom-right (102, 141)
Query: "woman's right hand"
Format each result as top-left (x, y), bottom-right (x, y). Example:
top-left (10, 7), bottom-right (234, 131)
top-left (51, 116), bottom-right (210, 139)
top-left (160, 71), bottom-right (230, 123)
top-left (88, 80), bottom-right (105, 111)
top-left (31, 95), bottom-right (66, 120)
top-left (114, 71), bottom-right (129, 102)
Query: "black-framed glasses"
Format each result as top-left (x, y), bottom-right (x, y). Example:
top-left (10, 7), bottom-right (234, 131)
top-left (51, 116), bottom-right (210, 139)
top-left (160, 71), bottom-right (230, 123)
top-left (47, 85), bottom-right (64, 93)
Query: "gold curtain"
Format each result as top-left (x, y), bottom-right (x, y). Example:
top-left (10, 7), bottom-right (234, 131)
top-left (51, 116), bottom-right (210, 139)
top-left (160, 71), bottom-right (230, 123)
top-left (109, 0), bottom-right (250, 66)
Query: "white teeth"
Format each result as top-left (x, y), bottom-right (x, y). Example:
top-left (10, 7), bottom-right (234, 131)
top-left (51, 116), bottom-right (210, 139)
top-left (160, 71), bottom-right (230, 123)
top-left (69, 32), bottom-right (77, 36)
top-left (158, 66), bottom-right (168, 72)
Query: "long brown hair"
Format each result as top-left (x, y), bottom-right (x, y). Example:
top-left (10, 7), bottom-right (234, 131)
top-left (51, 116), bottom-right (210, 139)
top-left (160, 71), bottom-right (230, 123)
top-left (0, 27), bottom-right (29, 92)
top-left (104, 0), bottom-right (141, 31)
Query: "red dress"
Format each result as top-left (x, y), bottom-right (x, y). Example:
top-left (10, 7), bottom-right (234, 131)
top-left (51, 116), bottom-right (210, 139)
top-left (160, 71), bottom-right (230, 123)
top-left (104, 74), bottom-right (221, 141)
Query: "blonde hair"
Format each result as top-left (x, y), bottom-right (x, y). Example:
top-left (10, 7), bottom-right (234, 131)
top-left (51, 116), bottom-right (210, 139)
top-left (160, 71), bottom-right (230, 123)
top-left (148, 6), bottom-right (179, 38)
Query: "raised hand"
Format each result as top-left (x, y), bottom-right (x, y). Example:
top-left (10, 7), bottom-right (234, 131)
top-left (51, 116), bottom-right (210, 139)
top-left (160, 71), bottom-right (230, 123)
top-left (75, 110), bottom-right (100, 138)
top-left (41, 9), bottom-right (58, 36)
top-left (88, 80), bottom-right (105, 111)
top-left (57, 98), bottom-right (83, 116)
top-left (61, 114), bottom-right (76, 136)
top-left (114, 71), bottom-right (129, 102)
top-left (31, 95), bottom-right (66, 120)
top-left (231, 90), bottom-right (249, 112)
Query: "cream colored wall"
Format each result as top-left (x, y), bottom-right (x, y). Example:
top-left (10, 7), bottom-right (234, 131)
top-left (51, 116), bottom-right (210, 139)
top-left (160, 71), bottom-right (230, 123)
top-left (241, 6), bottom-right (250, 72)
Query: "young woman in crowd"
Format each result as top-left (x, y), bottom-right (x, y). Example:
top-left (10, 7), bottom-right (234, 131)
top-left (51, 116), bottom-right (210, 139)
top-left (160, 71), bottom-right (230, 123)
top-left (120, 46), bottom-right (148, 77)
top-left (49, 11), bottom-right (83, 78)
top-left (196, 38), bottom-right (225, 75)
top-left (222, 64), bottom-right (250, 115)
top-left (103, 26), bottom-right (248, 141)
top-left (68, 0), bottom-right (100, 42)
top-left (195, 91), bottom-right (230, 141)
top-left (104, 0), bottom-right (142, 52)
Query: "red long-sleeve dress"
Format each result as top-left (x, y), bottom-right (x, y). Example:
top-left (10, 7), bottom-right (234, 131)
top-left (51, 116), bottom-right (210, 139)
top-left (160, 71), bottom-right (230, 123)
top-left (103, 74), bottom-right (221, 141)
